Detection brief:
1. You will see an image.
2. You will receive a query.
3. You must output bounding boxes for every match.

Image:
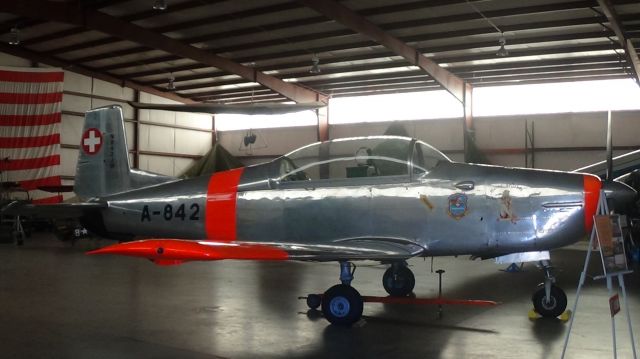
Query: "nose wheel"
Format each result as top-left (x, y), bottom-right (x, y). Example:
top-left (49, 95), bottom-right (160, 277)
top-left (382, 262), bottom-right (415, 297)
top-left (532, 260), bottom-right (567, 318)
top-left (532, 285), bottom-right (567, 318)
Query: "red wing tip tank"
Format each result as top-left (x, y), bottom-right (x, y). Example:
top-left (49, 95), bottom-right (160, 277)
top-left (5, 104), bottom-right (637, 326)
top-left (87, 239), bottom-right (289, 264)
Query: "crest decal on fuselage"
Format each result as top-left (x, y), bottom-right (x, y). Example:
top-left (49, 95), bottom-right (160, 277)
top-left (447, 193), bottom-right (468, 220)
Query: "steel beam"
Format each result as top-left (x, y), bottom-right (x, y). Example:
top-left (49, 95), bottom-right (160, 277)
top-left (55, 1), bottom-right (598, 65)
top-left (0, 0), bottom-right (327, 104)
top-left (0, 43), bottom-right (194, 103)
top-left (298, 0), bottom-right (465, 101)
top-left (596, 0), bottom-right (640, 84)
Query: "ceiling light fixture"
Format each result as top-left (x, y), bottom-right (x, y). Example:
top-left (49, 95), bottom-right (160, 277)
top-left (153, 0), bottom-right (167, 11)
top-left (8, 26), bottom-right (20, 46)
top-left (167, 74), bottom-right (176, 91)
top-left (309, 54), bottom-right (321, 74)
top-left (496, 34), bottom-right (509, 57)
top-left (465, 0), bottom-right (509, 58)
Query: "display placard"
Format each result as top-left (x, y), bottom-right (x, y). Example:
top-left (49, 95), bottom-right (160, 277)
top-left (594, 214), bottom-right (628, 276)
top-left (609, 294), bottom-right (620, 317)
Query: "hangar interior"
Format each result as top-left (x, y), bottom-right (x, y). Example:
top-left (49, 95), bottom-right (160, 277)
top-left (1, 0), bottom-right (640, 358)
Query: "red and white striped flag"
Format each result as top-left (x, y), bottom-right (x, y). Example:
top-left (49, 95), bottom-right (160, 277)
top-left (0, 67), bottom-right (64, 204)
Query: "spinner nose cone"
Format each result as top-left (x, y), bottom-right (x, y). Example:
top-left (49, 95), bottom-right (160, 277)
top-left (603, 180), bottom-right (638, 209)
top-left (583, 175), bottom-right (602, 233)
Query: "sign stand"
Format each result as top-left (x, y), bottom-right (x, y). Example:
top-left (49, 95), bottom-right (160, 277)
top-left (561, 190), bottom-right (637, 359)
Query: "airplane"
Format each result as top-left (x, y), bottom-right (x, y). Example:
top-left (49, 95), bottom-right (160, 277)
top-left (3, 104), bottom-right (637, 326)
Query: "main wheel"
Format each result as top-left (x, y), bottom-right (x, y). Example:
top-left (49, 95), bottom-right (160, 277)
top-left (382, 265), bottom-right (415, 297)
top-left (532, 285), bottom-right (567, 318)
top-left (321, 284), bottom-right (363, 326)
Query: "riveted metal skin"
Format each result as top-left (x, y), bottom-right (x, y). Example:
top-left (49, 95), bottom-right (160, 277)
top-left (235, 160), bottom-right (589, 258)
top-left (89, 135), bottom-right (603, 261)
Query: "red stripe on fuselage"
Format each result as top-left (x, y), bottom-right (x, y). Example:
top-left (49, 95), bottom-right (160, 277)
top-left (583, 174), bottom-right (601, 233)
top-left (205, 167), bottom-right (245, 241)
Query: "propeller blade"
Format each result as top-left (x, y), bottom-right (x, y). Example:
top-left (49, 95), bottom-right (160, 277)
top-left (128, 101), bottom-right (326, 115)
top-left (606, 110), bottom-right (613, 182)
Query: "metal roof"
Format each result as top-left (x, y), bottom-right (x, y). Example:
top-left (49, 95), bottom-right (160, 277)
top-left (0, 0), bottom-right (638, 104)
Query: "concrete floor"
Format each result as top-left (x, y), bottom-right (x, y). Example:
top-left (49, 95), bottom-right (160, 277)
top-left (0, 233), bottom-right (639, 359)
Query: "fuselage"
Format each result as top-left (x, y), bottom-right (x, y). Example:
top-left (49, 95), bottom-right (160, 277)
top-left (84, 153), bottom-right (599, 258)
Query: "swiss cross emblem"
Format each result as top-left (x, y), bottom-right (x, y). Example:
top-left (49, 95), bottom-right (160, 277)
top-left (81, 128), bottom-right (103, 155)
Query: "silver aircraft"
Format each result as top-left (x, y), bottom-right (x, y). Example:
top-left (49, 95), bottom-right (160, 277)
top-left (3, 105), bottom-right (637, 326)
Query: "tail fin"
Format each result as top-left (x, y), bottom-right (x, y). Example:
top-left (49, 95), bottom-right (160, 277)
top-left (74, 105), bottom-right (173, 199)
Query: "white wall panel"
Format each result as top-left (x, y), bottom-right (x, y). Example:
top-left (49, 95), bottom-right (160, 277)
top-left (474, 117), bottom-right (525, 149)
top-left (612, 111), bottom-right (640, 146)
top-left (175, 129), bottom-right (210, 155)
top-left (60, 114), bottom-right (83, 146)
top-left (92, 78), bottom-right (134, 101)
top-left (63, 71), bottom-right (92, 93)
top-left (62, 93), bottom-right (92, 113)
top-left (139, 124), bottom-right (175, 153)
top-left (331, 119), bottom-right (464, 151)
top-left (59, 148), bottom-right (79, 177)
top-left (138, 154), bottom-right (174, 176)
top-left (176, 112), bottom-right (212, 130)
top-left (414, 119), bottom-right (463, 151)
top-left (140, 109), bottom-right (175, 125)
top-left (124, 122), bottom-right (135, 151)
top-left (219, 110), bottom-right (640, 172)
top-left (218, 126), bottom-right (317, 157)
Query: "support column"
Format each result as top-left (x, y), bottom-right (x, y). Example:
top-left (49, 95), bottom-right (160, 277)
top-left (211, 115), bottom-right (217, 146)
top-left (317, 103), bottom-right (329, 142)
top-left (463, 83), bottom-right (474, 163)
top-left (132, 90), bottom-right (140, 169)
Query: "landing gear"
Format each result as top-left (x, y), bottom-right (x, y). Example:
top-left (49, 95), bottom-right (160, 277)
top-left (311, 261), bottom-right (363, 326)
top-left (321, 284), bottom-right (363, 326)
top-left (532, 260), bottom-right (567, 318)
top-left (532, 285), bottom-right (567, 318)
top-left (382, 262), bottom-right (415, 297)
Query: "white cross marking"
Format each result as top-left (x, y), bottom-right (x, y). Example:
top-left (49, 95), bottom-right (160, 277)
top-left (83, 130), bottom-right (101, 153)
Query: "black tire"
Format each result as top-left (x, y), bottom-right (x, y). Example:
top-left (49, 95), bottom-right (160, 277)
top-left (382, 265), bottom-right (415, 297)
top-left (321, 284), bottom-right (363, 326)
top-left (532, 285), bottom-right (567, 318)
top-left (306, 294), bottom-right (321, 310)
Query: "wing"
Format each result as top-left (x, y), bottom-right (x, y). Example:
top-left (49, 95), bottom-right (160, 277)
top-left (128, 101), bottom-right (326, 115)
top-left (1, 200), bottom-right (107, 219)
top-left (87, 238), bottom-right (425, 265)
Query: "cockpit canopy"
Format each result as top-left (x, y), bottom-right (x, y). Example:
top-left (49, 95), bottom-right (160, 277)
top-left (272, 136), bottom-right (450, 182)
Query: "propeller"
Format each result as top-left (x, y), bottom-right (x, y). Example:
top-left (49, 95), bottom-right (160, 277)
top-left (128, 101), bottom-right (326, 115)
top-left (601, 111), bottom-right (638, 213)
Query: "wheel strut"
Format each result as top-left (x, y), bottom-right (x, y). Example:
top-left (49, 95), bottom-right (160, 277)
top-left (539, 260), bottom-right (556, 304)
top-left (339, 261), bottom-right (356, 286)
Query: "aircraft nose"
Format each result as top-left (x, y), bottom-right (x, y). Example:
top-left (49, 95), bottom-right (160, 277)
top-left (603, 180), bottom-right (638, 209)
top-left (583, 175), bottom-right (601, 233)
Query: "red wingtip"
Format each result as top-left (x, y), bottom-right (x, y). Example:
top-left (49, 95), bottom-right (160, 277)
top-left (86, 239), bottom-right (288, 263)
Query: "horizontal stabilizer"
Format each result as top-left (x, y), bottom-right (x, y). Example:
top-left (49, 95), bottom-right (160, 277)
top-left (87, 239), bottom-right (289, 265)
top-left (1, 200), bottom-right (106, 218)
top-left (128, 101), bottom-right (326, 115)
